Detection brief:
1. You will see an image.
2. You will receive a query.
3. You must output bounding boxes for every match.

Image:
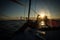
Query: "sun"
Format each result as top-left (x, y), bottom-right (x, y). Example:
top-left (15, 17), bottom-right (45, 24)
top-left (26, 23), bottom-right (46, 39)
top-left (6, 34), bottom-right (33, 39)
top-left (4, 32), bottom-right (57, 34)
top-left (39, 10), bottom-right (46, 19)
top-left (40, 12), bottom-right (45, 18)
top-left (38, 9), bottom-right (51, 19)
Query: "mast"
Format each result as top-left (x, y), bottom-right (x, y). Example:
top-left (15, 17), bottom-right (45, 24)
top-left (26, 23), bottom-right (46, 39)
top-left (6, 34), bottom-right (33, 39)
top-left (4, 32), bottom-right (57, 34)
top-left (28, 0), bottom-right (31, 21)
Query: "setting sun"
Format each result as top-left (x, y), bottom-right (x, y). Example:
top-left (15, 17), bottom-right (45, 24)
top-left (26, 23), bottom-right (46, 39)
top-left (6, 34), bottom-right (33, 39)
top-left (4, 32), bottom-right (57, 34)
top-left (39, 10), bottom-right (46, 19)
top-left (38, 9), bottom-right (51, 19)
top-left (40, 13), bottom-right (45, 19)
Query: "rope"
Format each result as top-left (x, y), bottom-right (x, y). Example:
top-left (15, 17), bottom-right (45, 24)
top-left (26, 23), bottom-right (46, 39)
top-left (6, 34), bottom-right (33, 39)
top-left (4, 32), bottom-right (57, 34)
top-left (23, 0), bottom-right (26, 20)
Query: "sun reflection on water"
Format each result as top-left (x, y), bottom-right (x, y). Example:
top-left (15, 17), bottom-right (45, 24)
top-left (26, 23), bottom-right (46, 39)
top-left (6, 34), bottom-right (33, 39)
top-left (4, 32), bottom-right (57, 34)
top-left (40, 21), bottom-right (45, 26)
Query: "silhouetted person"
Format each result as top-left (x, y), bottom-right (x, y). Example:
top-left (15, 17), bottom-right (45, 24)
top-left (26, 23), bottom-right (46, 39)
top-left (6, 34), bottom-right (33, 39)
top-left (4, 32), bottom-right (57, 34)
top-left (35, 14), bottom-right (41, 28)
top-left (44, 16), bottom-right (49, 26)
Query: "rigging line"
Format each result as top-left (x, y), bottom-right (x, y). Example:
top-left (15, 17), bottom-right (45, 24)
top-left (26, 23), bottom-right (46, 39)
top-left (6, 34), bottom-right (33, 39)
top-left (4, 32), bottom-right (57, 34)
top-left (29, 0), bottom-right (38, 20)
top-left (23, 0), bottom-right (27, 20)
top-left (34, 0), bottom-right (37, 17)
top-left (28, 0), bottom-right (31, 21)
top-left (10, 0), bottom-right (25, 7)
top-left (30, 0), bottom-right (38, 15)
top-left (31, 8), bottom-right (38, 14)
top-left (10, 0), bottom-right (37, 20)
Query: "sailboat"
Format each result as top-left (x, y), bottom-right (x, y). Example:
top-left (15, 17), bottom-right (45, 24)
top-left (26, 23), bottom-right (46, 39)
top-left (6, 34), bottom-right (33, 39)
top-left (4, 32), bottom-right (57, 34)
top-left (9, 0), bottom-right (47, 40)
top-left (0, 0), bottom-right (59, 40)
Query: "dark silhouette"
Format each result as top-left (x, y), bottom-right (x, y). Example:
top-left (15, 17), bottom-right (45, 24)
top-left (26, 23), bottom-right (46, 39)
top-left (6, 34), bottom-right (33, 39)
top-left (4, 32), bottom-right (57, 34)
top-left (44, 16), bottom-right (49, 26)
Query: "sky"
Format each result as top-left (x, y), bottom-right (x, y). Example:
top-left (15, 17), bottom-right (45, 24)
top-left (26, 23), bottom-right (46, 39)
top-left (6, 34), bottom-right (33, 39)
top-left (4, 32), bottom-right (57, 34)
top-left (0, 0), bottom-right (60, 20)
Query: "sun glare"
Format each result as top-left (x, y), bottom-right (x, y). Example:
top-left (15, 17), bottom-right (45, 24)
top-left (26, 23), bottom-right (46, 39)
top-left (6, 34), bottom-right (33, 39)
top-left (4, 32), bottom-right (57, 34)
top-left (40, 21), bottom-right (45, 25)
top-left (38, 9), bottom-right (51, 19)
top-left (40, 11), bottom-right (45, 19)
top-left (40, 12), bottom-right (45, 18)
